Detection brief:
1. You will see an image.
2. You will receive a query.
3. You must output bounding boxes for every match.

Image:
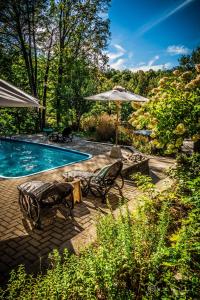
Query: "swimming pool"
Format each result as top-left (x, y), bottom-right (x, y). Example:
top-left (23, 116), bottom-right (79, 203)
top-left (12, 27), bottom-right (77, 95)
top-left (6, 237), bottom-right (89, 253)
top-left (0, 138), bottom-right (91, 178)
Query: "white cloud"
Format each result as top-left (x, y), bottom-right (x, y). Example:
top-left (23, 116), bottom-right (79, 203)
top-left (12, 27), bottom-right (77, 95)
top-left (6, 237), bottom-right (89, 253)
top-left (107, 44), bottom-right (126, 61)
top-left (130, 62), bottom-right (172, 72)
top-left (167, 45), bottom-right (190, 55)
top-left (138, 62), bottom-right (145, 66)
top-left (110, 58), bottom-right (127, 70)
top-left (108, 47), bottom-right (172, 72)
top-left (130, 55), bottom-right (172, 72)
top-left (114, 44), bottom-right (126, 53)
top-left (148, 55), bottom-right (160, 66)
top-left (107, 44), bottom-right (128, 69)
top-left (136, 0), bottom-right (195, 36)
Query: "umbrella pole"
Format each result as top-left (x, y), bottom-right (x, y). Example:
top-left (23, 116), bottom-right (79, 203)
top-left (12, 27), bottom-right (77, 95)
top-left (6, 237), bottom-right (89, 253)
top-left (110, 101), bottom-right (123, 158)
top-left (115, 101), bottom-right (121, 146)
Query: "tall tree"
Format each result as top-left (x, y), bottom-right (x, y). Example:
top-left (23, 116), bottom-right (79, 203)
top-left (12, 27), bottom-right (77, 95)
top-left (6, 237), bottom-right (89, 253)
top-left (179, 47), bottom-right (200, 71)
top-left (54, 0), bottom-right (110, 125)
top-left (0, 0), bottom-right (110, 128)
top-left (0, 0), bottom-right (48, 97)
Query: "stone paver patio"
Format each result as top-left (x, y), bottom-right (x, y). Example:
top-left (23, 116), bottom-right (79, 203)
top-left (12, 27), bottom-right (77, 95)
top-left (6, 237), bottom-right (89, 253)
top-left (0, 135), bottom-right (175, 283)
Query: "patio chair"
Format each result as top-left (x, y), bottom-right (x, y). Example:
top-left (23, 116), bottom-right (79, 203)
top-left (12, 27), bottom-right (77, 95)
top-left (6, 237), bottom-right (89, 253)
top-left (60, 126), bottom-right (73, 142)
top-left (49, 127), bottom-right (73, 143)
top-left (43, 127), bottom-right (54, 136)
top-left (63, 160), bottom-right (124, 203)
top-left (18, 180), bottom-right (74, 229)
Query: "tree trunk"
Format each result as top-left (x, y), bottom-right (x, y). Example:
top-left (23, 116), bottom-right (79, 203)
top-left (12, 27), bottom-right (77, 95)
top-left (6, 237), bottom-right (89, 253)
top-left (56, 5), bottom-right (65, 127)
top-left (56, 56), bottom-right (63, 126)
top-left (41, 30), bottom-right (54, 129)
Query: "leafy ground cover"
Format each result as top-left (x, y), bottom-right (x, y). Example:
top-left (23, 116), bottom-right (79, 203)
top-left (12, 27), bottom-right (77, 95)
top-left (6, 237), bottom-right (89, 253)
top-left (1, 154), bottom-right (199, 299)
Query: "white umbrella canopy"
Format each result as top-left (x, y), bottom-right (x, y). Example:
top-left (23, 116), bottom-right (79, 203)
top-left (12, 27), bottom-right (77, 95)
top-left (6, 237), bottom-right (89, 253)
top-left (85, 86), bottom-right (148, 103)
top-left (0, 79), bottom-right (41, 107)
top-left (85, 86), bottom-right (148, 155)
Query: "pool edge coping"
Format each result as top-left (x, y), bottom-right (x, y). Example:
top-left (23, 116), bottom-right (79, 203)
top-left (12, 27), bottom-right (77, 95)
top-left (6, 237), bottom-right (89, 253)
top-left (0, 137), bottom-right (92, 180)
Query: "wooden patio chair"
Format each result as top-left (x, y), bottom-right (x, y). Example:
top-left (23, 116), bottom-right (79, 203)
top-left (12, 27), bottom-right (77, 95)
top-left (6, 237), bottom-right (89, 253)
top-left (63, 160), bottom-right (124, 203)
top-left (18, 181), bottom-right (74, 229)
top-left (49, 127), bottom-right (73, 143)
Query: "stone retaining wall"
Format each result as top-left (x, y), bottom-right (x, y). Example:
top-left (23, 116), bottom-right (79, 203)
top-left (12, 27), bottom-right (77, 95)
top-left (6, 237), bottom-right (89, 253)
top-left (122, 158), bottom-right (149, 179)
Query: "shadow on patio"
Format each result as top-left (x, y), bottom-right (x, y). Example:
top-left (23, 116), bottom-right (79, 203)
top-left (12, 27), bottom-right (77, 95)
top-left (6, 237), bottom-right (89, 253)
top-left (0, 188), bottom-right (126, 284)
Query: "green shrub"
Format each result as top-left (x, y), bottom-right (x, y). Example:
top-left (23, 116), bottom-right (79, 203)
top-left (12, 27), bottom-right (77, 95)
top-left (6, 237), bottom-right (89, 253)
top-left (80, 113), bottom-right (116, 141)
top-left (129, 68), bottom-right (200, 154)
top-left (80, 114), bottom-right (98, 133)
top-left (132, 134), bottom-right (152, 153)
top-left (96, 113), bottom-right (116, 141)
top-left (81, 113), bottom-right (132, 144)
top-left (118, 126), bottom-right (132, 145)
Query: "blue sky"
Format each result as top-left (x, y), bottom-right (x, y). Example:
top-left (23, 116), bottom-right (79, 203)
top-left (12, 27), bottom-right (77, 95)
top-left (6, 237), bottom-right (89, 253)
top-left (106, 0), bottom-right (200, 71)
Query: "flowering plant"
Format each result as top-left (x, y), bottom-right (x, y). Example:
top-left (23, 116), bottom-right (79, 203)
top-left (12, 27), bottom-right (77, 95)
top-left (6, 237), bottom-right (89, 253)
top-left (129, 65), bottom-right (200, 154)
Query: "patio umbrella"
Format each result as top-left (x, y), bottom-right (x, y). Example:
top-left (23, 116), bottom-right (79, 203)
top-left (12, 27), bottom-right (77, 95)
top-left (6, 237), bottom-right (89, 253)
top-left (85, 86), bottom-right (148, 157)
top-left (0, 79), bottom-right (41, 107)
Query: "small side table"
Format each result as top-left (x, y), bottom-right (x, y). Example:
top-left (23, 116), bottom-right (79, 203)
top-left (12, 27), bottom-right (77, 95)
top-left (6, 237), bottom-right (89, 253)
top-left (65, 178), bottom-right (82, 203)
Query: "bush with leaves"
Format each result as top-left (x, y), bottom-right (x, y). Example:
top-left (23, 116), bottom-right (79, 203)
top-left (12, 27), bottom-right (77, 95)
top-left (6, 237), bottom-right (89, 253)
top-left (96, 113), bottom-right (116, 141)
top-left (0, 108), bottom-right (39, 134)
top-left (80, 114), bottom-right (98, 133)
top-left (81, 113), bottom-right (116, 141)
top-left (129, 65), bottom-right (200, 154)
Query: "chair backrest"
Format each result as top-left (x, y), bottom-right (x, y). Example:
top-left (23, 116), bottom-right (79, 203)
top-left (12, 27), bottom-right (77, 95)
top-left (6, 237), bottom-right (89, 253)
top-left (97, 160), bottom-right (123, 184)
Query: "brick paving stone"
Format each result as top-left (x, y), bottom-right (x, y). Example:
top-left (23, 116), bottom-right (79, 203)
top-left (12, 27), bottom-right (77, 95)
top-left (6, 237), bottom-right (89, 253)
top-left (50, 231), bottom-right (63, 240)
top-left (30, 233), bottom-right (43, 241)
top-left (5, 247), bottom-right (16, 256)
top-left (12, 229), bottom-right (27, 237)
top-left (10, 257), bottom-right (28, 269)
top-left (1, 254), bottom-right (13, 264)
top-left (39, 240), bottom-right (52, 250)
top-left (6, 240), bottom-right (19, 249)
top-left (38, 247), bottom-right (51, 257)
top-left (24, 253), bottom-right (37, 262)
top-left (13, 250), bottom-right (28, 260)
top-left (17, 237), bottom-right (31, 246)
top-left (1, 233), bottom-right (15, 241)
top-left (28, 239), bottom-right (41, 248)
top-left (26, 245), bottom-right (38, 255)
top-left (39, 235), bottom-right (51, 244)
top-left (51, 238), bottom-right (62, 246)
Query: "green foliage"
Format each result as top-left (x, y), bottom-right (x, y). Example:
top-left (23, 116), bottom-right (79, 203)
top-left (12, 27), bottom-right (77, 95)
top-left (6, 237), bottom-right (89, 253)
top-left (96, 113), bottom-right (116, 142)
top-left (80, 113), bottom-right (132, 144)
top-left (151, 70), bottom-right (200, 154)
top-left (132, 172), bottom-right (155, 192)
top-left (80, 114), bottom-right (98, 133)
top-left (118, 126), bottom-right (132, 145)
top-left (81, 113), bottom-right (116, 142)
top-left (0, 0), bottom-right (111, 129)
top-left (132, 133), bottom-right (153, 154)
top-left (129, 66), bottom-right (200, 154)
top-left (127, 47), bottom-right (200, 154)
top-left (0, 108), bottom-right (38, 134)
top-left (170, 153), bottom-right (200, 181)
top-left (179, 47), bottom-right (200, 71)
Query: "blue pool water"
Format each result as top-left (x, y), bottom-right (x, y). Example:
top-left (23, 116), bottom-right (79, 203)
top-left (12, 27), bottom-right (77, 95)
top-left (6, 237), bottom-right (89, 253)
top-left (0, 139), bottom-right (91, 178)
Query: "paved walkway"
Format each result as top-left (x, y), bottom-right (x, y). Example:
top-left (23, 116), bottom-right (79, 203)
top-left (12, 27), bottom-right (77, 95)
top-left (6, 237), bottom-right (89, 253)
top-left (0, 136), bottom-right (175, 283)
